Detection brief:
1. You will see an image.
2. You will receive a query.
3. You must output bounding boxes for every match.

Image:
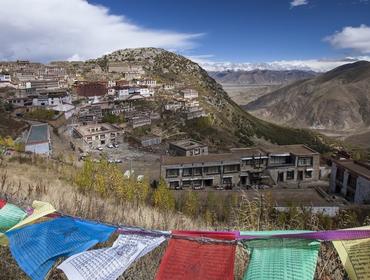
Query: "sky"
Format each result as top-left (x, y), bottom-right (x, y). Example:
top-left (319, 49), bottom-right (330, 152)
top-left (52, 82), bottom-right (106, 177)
top-left (0, 0), bottom-right (370, 71)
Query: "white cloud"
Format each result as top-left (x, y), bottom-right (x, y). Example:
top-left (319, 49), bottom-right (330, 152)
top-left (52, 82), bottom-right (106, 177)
top-left (290, 0), bottom-right (308, 8)
top-left (325, 25), bottom-right (370, 54)
top-left (195, 57), bottom-right (370, 72)
top-left (0, 0), bottom-right (202, 62)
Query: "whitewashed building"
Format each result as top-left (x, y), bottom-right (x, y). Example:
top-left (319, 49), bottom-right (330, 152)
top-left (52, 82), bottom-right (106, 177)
top-left (330, 159), bottom-right (370, 204)
top-left (25, 123), bottom-right (52, 155)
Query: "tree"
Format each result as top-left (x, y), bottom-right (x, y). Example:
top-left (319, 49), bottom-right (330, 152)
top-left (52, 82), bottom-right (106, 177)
top-left (152, 178), bottom-right (175, 211)
top-left (74, 158), bottom-right (95, 193)
top-left (183, 190), bottom-right (200, 218)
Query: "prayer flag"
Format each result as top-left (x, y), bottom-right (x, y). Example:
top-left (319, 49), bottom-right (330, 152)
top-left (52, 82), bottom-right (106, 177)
top-left (58, 233), bottom-right (165, 280)
top-left (155, 230), bottom-right (236, 280)
top-left (5, 216), bottom-right (116, 280)
top-left (242, 238), bottom-right (320, 280)
top-left (0, 200), bottom-right (56, 245)
top-left (333, 226), bottom-right (370, 280)
top-left (0, 203), bottom-right (27, 233)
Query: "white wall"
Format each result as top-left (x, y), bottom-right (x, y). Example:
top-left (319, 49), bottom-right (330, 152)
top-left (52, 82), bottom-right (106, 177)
top-left (25, 142), bottom-right (50, 155)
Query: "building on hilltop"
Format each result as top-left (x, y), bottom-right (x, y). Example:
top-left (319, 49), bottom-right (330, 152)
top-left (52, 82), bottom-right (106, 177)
top-left (169, 140), bottom-right (208, 157)
top-left (77, 105), bottom-right (103, 124)
top-left (160, 145), bottom-right (320, 189)
top-left (75, 81), bottom-right (107, 97)
top-left (25, 123), bottom-right (52, 155)
top-left (29, 80), bottom-right (60, 91)
top-left (330, 159), bottom-right (370, 204)
top-left (181, 89), bottom-right (198, 99)
top-left (131, 134), bottom-right (162, 147)
top-left (73, 123), bottom-right (121, 149)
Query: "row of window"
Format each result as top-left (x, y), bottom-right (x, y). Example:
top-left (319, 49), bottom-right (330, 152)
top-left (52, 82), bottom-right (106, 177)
top-left (286, 170), bottom-right (313, 180)
top-left (86, 133), bottom-right (117, 141)
top-left (166, 164), bottom-right (240, 178)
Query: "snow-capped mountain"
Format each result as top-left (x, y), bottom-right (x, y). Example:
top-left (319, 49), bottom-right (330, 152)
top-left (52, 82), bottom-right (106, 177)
top-left (196, 57), bottom-right (370, 73)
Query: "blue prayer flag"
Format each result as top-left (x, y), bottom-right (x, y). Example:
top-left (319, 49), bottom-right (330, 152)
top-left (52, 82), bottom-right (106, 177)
top-left (5, 216), bottom-right (116, 280)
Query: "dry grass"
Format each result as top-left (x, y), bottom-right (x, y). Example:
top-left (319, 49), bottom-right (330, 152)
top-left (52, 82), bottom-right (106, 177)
top-left (0, 157), bottom-right (349, 279)
top-left (0, 157), bottom-right (249, 279)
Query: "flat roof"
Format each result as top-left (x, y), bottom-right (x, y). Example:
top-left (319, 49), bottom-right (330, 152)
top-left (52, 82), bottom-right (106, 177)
top-left (261, 144), bottom-right (318, 156)
top-left (334, 160), bottom-right (370, 181)
top-left (26, 124), bottom-right (49, 145)
top-left (169, 139), bottom-right (207, 150)
top-left (74, 123), bottom-right (120, 136)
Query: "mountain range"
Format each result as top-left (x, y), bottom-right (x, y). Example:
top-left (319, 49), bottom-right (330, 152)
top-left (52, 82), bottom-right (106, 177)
top-left (245, 61), bottom-right (370, 147)
top-left (209, 69), bottom-right (316, 85)
top-left (199, 57), bottom-right (370, 72)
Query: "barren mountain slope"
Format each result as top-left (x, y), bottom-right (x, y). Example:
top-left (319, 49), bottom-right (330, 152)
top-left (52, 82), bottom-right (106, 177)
top-left (245, 61), bottom-right (370, 132)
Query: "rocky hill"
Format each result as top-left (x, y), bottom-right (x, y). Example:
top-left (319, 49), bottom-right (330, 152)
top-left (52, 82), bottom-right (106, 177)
top-left (209, 69), bottom-right (316, 85)
top-left (245, 61), bottom-right (370, 133)
top-left (89, 48), bottom-right (329, 152)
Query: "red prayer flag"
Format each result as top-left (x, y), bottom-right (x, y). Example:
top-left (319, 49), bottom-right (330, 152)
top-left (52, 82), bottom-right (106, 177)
top-left (0, 199), bottom-right (6, 209)
top-left (155, 230), bottom-right (236, 280)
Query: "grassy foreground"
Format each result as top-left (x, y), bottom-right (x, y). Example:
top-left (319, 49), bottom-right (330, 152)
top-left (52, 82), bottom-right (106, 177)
top-left (0, 155), bottom-right (361, 279)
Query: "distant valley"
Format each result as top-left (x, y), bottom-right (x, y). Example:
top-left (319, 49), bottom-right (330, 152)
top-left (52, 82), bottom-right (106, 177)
top-left (209, 69), bottom-right (316, 105)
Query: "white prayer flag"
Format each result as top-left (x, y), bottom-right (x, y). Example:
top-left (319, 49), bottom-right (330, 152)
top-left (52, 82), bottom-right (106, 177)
top-left (58, 234), bottom-right (165, 280)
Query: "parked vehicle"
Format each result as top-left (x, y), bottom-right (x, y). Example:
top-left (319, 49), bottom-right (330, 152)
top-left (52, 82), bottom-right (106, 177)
top-left (107, 144), bottom-right (114, 148)
top-left (96, 146), bottom-right (103, 151)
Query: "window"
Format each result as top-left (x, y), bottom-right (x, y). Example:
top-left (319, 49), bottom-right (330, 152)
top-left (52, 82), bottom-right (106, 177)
top-left (182, 180), bottom-right (191, 187)
top-left (243, 159), bottom-right (253, 166)
top-left (100, 135), bottom-right (105, 139)
top-left (269, 156), bottom-right (292, 165)
top-left (286, 170), bottom-right (295, 180)
top-left (204, 166), bottom-right (220, 175)
top-left (223, 164), bottom-right (240, 173)
top-left (169, 181), bottom-right (179, 189)
top-left (193, 168), bottom-right (202, 176)
top-left (348, 174), bottom-right (357, 188)
top-left (305, 170), bottom-right (313, 178)
top-left (193, 148), bottom-right (200, 155)
top-left (298, 157), bottom-right (313, 166)
top-left (336, 168), bottom-right (344, 182)
top-left (166, 169), bottom-right (179, 178)
top-left (182, 168), bottom-right (192, 177)
top-left (87, 136), bottom-right (92, 141)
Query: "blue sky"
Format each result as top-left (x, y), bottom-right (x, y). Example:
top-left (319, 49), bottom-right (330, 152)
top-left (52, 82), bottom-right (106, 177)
top-left (95, 0), bottom-right (370, 62)
top-left (1, 0), bottom-right (370, 71)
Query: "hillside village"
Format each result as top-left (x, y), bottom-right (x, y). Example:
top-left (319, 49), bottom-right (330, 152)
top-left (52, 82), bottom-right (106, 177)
top-left (1, 49), bottom-right (370, 214)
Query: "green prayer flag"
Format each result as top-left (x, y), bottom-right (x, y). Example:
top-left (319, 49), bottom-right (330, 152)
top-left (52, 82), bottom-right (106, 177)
top-left (0, 203), bottom-right (27, 233)
top-left (243, 238), bottom-right (320, 280)
top-left (240, 230), bottom-right (313, 236)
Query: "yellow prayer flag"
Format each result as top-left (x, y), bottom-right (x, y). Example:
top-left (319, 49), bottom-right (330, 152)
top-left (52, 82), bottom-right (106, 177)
top-left (333, 226), bottom-right (370, 280)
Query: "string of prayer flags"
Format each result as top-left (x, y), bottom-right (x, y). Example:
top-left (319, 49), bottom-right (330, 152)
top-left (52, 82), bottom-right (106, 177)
top-left (239, 229), bottom-right (370, 241)
top-left (58, 233), bottom-right (166, 280)
top-left (242, 238), bottom-right (320, 280)
top-left (155, 230), bottom-right (236, 280)
top-left (333, 226), bottom-right (370, 280)
top-left (0, 203), bottom-right (27, 233)
top-left (5, 216), bottom-right (116, 280)
top-left (0, 199), bottom-right (6, 209)
top-left (0, 200), bottom-right (56, 245)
